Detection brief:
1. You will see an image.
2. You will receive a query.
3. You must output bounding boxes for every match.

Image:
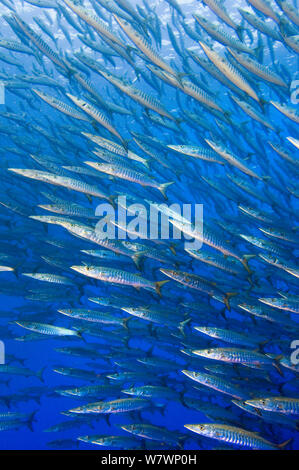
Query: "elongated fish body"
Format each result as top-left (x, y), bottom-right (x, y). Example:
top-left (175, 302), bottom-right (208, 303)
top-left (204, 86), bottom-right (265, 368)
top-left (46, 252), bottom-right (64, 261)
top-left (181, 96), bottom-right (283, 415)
top-left (202, 0), bottom-right (239, 31)
top-left (68, 398), bottom-right (150, 414)
top-left (180, 78), bottom-right (223, 112)
top-left (247, 0), bottom-right (280, 23)
top-left (62, 0), bottom-right (124, 47)
top-left (194, 15), bottom-right (254, 54)
top-left (270, 101), bottom-right (299, 124)
top-left (96, 68), bottom-right (175, 121)
top-left (245, 397), bottom-right (299, 415)
top-left (259, 253), bottom-right (299, 279)
top-left (259, 297), bottom-right (299, 313)
top-left (66, 94), bottom-right (125, 145)
top-left (194, 327), bottom-right (262, 347)
top-left (38, 202), bottom-right (97, 219)
top-left (77, 435), bottom-right (142, 448)
top-left (85, 161), bottom-right (173, 198)
top-left (22, 273), bottom-right (74, 285)
top-left (268, 141), bottom-right (299, 167)
top-left (182, 370), bottom-right (247, 400)
top-left (8, 169), bottom-right (109, 200)
top-left (71, 265), bottom-right (168, 296)
top-left (15, 321), bottom-right (81, 338)
top-left (12, 14), bottom-right (70, 73)
top-left (33, 89), bottom-right (89, 121)
top-left (206, 138), bottom-right (262, 179)
top-left (0, 39), bottom-right (36, 56)
top-left (239, 9), bottom-right (282, 40)
top-left (282, 34), bottom-right (299, 54)
top-left (113, 15), bottom-right (177, 77)
top-left (58, 308), bottom-right (126, 326)
top-left (184, 424), bottom-right (280, 449)
top-left (121, 423), bottom-right (181, 446)
top-left (230, 95), bottom-right (275, 130)
top-left (228, 49), bottom-right (288, 87)
top-left (199, 42), bottom-right (260, 102)
top-left (192, 347), bottom-right (276, 369)
top-left (276, 0), bottom-right (299, 27)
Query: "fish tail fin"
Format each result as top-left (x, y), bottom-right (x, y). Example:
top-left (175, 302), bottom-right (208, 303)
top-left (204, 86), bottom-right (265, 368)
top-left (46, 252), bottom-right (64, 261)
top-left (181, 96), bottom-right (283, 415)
top-left (273, 355), bottom-right (284, 376)
top-left (242, 255), bottom-right (254, 274)
top-left (132, 252), bottom-right (145, 270)
top-left (37, 366), bottom-right (46, 383)
top-left (236, 26), bottom-right (244, 41)
top-left (224, 292), bottom-right (237, 311)
top-left (170, 243), bottom-right (177, 255)
top-left (159, 181), bottom-right (174, 199)
top-left (122, 317), bottom-right (131, 330)
top-left (155, 280), bottom-right (170, 297)
top-left (178, 318), bottom-right (191, 337)
top-left (277, 438), bottom-right (292, 449)
top-left (27, 410), bottom-right (38, 432)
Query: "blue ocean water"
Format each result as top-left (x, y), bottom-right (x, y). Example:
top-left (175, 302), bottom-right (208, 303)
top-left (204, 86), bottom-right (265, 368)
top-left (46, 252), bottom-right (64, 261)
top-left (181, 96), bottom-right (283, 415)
top-left (0, 0), bottom-right (298, 451)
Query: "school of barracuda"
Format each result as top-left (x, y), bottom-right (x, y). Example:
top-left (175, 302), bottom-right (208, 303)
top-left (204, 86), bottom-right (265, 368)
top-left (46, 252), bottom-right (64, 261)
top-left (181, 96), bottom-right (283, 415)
top-left (0, 0), bottom-right (298, 451)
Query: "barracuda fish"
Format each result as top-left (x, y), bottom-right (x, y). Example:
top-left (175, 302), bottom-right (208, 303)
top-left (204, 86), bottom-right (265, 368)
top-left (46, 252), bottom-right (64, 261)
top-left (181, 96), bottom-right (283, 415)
top-left (121, 423), bottom-right (182, 447)
top-left (258, 253), bottom-right (299, 278)
top-left (245, 397), bottom-right (299, 416)
top-left (68, 398), bottom-right (150, 414)
top-left (199, 41), bottom-right (260, 102)
top-left (186, 249), bottom-right (246, 276)
top-left (270, 101), bottom-right (299, 124)
top-left (93, 67), bottom-right (176, 121)
top-left (182, 370), bottom-right (248, 400)
top-left (268, 141), bottom-right (299, 167)
top-left (12, 14), bottom-right (71, 74)
top-left (230, 95), bottom-right (276, 131)
top-left (8, 169), bottom-right (109, 200)
top-left (0, 39), bottom-right (37, 57)
top-left (38, 202), bottom-right (97, 219)
top-left (168, 218), bottom-right (252, 273)
top-left (62, 0), bottom-right (125, 47)
top-left (228, 48), bottom-right (288, 88)
top-left (239, 9), bottom-right (282, 40)
top-left (247, 0), bottom-right (280, 23)
top-left (77, 435), bottom-right (143, 449)
top-left (0, 365), bottom-right (45, 381)
top-left (202, 0), bottom-right (241, 34)
top-left (159, 269), bottom-right (235, 310)
top-left (259, 226), bottom-right (298, 243)
top-left (205, 138), bottom-right (263, 179)
top-left (71, 265), bottom-right (169, 296)
top-left (282, 34), bottom-right (299, 54)
top-left (15, 321), bottom-right (82, 338)
top-left (192, 347), bottom-right (282, 371)
top-left (58, 384), bottom-right (121, 398)
top-left (194, 326), bottom-right (264, 348)
top-left (66, 94), bottom-right (125, 146)
top-left (85, 161), bottom-right (173, 198)
top-left (58, 308), bottom-right (129, 327)
top-left (32, 89), bottom-right (90, 122)
top-left (122, 385), bottom-right (179, 400)
top-left (259, 297), bottom-right (299, 313)
top-left (194, 15), bottom-right (254, 55)
top-left (113, 15), bottom-right (178, 77)
top-left (22, 273), bottom-right (74, 285)
top-left (184, 424), bottom-right (290, 449)
top-left (276, 0), bottom-right (299, 27)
